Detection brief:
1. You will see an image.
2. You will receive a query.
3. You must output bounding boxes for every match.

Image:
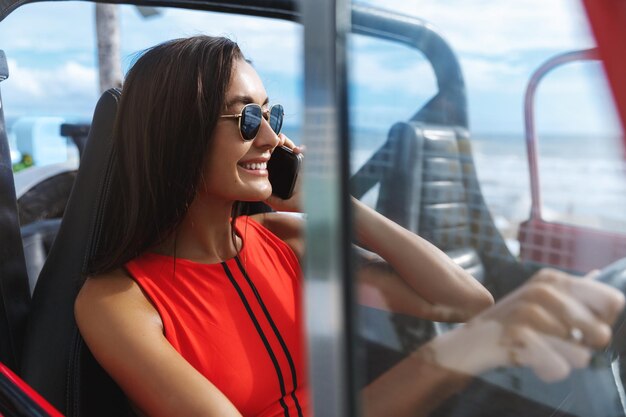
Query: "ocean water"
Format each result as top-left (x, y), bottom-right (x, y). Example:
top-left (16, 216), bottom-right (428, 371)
top-left (347, 127), bottom-right (626, 241)
top-left (473, 133), bottom-right (626, 234)
top-left (8, 121), bottom-right (626, 240)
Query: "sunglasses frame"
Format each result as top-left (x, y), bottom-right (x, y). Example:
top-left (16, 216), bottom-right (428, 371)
top-left (220, 103), bottom-right (284, 142)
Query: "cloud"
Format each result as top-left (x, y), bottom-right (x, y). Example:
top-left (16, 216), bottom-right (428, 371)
top-left (460, 57), bottom-right (525, 92)
top-left (1, 0), bottom-right (617, 136)
top-left (4, 59), bottom-right (98, 116)
top-left (118, 7), bottom-right (302, 75)
top-left (344, 0), bottom-right (620, 135)
top-left (0, 2), bottom-right (94, 53)
top-left (349, 0), bottom-right (598, 95)
top-left (350, 40), bottom-right (436, 96)
top-left (359, 0), bottom-right (593, 56)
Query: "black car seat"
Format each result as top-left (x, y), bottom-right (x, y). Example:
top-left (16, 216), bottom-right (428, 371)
top-left (20, 219), bottom-right (62, 295)
top-left (0, 49), bottom-right (31, 375)
top-left (21, 89), bottom-right (132, 416)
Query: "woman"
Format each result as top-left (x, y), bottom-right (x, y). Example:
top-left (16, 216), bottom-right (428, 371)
top-left (75, 36), bottom-right (623, 417)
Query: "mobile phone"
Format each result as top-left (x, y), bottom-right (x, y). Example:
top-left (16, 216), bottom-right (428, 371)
top-left (268, 145), bottom-right (302, 200)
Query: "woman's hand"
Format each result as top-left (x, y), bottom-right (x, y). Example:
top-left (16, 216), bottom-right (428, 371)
top-left (425, 268), bottom-right (625, 382)
top-left (276, 133), bottom-right (304, 154)
top-left (265, 133), bottom-right (304, 212)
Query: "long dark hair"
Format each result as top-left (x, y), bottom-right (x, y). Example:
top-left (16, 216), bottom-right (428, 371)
top-left (88, 36), bottom-right (244, 275)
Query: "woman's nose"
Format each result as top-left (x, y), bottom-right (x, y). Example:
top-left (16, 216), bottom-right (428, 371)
top-left (253, 118), bottom-right (280, 149)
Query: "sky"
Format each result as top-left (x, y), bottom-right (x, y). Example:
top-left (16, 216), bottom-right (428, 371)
top-left (0, 0), bottom-right (622, 138)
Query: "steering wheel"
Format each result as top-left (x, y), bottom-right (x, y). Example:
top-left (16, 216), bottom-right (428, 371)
top-left (594, 257), bottom-right (626, 360)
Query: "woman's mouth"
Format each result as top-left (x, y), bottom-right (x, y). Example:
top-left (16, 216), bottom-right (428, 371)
top-left (238, 161), bottom-right (268, 176)
top-left (239, 162), bottom-right (267, 170)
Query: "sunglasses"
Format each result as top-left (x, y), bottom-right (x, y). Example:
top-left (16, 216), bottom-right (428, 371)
top-left (220, 103), bottom-right (284, 141)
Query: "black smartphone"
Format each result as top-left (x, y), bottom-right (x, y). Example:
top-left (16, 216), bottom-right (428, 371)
top-left (268, 145), bottom-right (303, 200)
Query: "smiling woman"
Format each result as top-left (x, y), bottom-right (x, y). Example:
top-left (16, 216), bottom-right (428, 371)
top-left (1, 0), bottom-right (625, 416)
top-left (67, 32), bottom-right (626, 417)
top-left (70, 34), bottom-right (499, 417)
top-left (75, 36), bottom-right (312, 417)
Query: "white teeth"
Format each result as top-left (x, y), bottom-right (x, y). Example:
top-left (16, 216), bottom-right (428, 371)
top-left (241, 162), bottom-right (267, 170)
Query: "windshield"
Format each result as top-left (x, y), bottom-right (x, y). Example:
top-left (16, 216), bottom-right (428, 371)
top-left (2, 1), bottom-right (626, 416)
top-left (345, 1), bottom-right (626, 416)
top-left (0, 3), bottom-right (302, 170)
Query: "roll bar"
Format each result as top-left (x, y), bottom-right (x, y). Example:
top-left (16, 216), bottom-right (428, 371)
top-left (524, 48), bottom-right (601, 219)
top-left (351, 4), bottom-right (467, 127)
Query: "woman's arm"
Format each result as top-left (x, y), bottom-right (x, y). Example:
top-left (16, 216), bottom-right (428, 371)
top-left (265, 135), bottom-right (492, 319)
top-left (75, 270), bottom-right (243, 417)
top-left (361, 345), bottom-right (472, 417)
top-left (250, 212), bottom-right (305, 260)
top-left (260, 193), bottom-right (493, 321)
top-left (362, 269), bottom-right (625, 417)
top-left (352, 197), bottom-right (493, 320)
top-left (357, 251), bottom-right (476, 322)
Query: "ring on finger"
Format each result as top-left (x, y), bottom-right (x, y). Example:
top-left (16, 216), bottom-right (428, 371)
top-left (568, 327), bottom-right (584, 343)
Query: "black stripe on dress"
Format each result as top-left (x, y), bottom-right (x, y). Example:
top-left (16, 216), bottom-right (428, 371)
top-left (234, 256), bottom-right (304, 417)
top-left (221, 262), bottom-right (290, 417)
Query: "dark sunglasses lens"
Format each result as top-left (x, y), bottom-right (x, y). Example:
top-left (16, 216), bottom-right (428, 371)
top-left (269, 105), bottom-right (284, 135)
top-left (240, 105), bottom-right (263, 140)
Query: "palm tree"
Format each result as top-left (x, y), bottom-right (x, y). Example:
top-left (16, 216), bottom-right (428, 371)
top-left (95, 4), bottom-right (122, 94)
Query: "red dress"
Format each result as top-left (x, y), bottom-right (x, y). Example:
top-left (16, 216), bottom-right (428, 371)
top-left (125, 216), bottom-right (310, 417)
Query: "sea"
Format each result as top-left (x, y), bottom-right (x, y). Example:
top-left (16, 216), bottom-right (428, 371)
top-left (285, 125), bottom-right (626, 247)
top-left (8, 119), bottom-right (626, 249)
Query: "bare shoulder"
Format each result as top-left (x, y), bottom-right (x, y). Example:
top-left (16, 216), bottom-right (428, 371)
top-left (250, 212), bottom-right (305, 259)
top-left (77, 268), bottom-right (138, 301)
top-left (75, 268), bottom-right (162, 334)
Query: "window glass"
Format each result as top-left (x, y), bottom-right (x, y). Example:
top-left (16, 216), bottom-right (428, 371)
top-left (536, 62), bottom-right (626, 233)
top-left (1, 3), bottom-right (302, 171)
top-left (349, 34), bottom-right (436, 207)
top-left (349, 1), bottom-right (626, 417)
top-left (1, 1), bottom-right (301, 286)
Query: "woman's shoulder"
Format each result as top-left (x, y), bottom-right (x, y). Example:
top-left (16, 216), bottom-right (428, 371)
top-left (78, 268), bottom-right (135, 300)
top-left (75, 268), bottom-right (162, 332)
top-left (77, 268), bottom-right (133, 302)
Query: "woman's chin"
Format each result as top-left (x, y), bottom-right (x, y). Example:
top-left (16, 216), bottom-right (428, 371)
top-left (240, 185), bottom-right (272, 202)
top-left (259, 188), bottom-right (273, 201)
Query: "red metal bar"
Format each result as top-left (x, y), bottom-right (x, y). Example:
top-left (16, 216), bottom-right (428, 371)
top-left (0, 362), bottom-right (64, 417)
top-left (524, 49), bottom-right (601, 221)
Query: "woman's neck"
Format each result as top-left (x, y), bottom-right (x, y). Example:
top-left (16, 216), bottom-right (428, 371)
top-left (155, 195), bottom-right (241, 264)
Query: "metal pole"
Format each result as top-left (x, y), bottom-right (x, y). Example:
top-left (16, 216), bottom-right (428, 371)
top-left (302, 0), bottom-right (356, 415)
top-left (524, 48), bottom-right (600, 220)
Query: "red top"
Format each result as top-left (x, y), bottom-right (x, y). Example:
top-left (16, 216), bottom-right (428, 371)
top-left (125, 216), bottom-right (310, 417)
